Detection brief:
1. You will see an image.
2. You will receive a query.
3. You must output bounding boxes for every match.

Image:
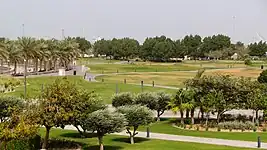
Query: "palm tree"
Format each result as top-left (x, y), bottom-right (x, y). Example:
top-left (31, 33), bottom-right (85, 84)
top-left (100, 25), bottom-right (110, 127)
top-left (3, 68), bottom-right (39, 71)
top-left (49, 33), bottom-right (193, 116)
top-left (58, 38), bottom-right (80, 70)
top-left (0, 40), bottom-right (10, 73)
top-left (17, 37), bottom-right (38, 99)
top-left (169, 89), bottom-right (194, 125)
top-left (5, 40), bottom-right (21, 74)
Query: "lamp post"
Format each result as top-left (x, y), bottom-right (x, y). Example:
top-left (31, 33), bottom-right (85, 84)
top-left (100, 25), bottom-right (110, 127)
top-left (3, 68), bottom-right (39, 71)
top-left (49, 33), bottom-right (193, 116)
top-left (24, 59), bottom-right (27, 99)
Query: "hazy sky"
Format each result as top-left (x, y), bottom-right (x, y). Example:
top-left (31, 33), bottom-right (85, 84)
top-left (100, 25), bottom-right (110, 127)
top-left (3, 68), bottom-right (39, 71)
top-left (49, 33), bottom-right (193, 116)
top-left (0, 0), bottom-right (267, 43)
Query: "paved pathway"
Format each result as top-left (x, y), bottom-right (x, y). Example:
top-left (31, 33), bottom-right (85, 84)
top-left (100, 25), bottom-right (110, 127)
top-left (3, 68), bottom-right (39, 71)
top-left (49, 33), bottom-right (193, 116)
top-left (63, 125), bottom-right (267, 149)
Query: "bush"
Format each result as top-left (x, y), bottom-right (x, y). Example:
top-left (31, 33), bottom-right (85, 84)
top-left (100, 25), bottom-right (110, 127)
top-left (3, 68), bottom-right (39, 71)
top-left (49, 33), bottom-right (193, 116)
top-left (218, 121), bottom-right (254, 130)
top-left (263, 128), bottom-right (267, 132)
top-left (217, 127), bottom-right (221, 132)
top-left (184, 119), bottom-right (191, 125)
top-left (2, 135), bottom-right (41, 150)
top-left (41, 138), bottom-right (82, 149)
top-left (258, 70), bottom-right (267, 83)
top-left (196, 125), bottom-right (200, 131)
top-left (253, 127), bottom-right (257, 132)
top-left (111, 92), bottom-right (134, 107)
top-left (244, 58), bottom-right (252, 65)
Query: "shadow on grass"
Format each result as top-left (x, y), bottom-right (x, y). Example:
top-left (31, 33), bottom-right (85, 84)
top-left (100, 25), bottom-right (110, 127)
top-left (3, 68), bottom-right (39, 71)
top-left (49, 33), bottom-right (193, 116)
top-left (60, 132), bottom-right (98, 139)
top-left (84, 145), bottom-right (123, 150)
top-left (112, 137), bottom-right (150, 144)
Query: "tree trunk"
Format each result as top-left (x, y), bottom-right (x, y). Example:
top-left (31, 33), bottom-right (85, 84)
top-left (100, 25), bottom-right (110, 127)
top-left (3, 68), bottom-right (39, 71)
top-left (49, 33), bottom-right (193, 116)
top-left (180, 110), bottom-right (184, 125)
top-left (200, 107), bottom-right (204, 120)
top-left (190, 108), bottom-right (195, 124)
top-left (42, 126), bottom-right (51, 149)
top-left (205, 112), bottom-right (209, 127)
top-left (14, 61), bottom-right (17, 74)
top-left (256, 110), bottom-right (259, 125)
top-left (98, 136), bottom-right (104, 150)
top-left (44, 61), bottom-right (47, 71)
top-left (0, 60), bottom-right (3, 74)
top-left (75, 125), bottom-right (85, 137)
top-left (35, 58), bottom-right (38, 73)
top-left (130, 135), bottom-right (134, 144)
top-left (157, 111), bottom-right (160, 122)
top-left (252, 110), bottom-right (255, 123)
top-left (186, 109), bottom-right (190, 119)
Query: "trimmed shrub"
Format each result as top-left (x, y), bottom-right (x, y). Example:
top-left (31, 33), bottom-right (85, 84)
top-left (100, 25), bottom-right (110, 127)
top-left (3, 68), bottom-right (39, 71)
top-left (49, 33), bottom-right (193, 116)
top-left (112, 92), bottom-right (134, 107)
top-left (218, 121), bottom-right (254, 130)
top-left (244, 58), bottom-right (252, 65)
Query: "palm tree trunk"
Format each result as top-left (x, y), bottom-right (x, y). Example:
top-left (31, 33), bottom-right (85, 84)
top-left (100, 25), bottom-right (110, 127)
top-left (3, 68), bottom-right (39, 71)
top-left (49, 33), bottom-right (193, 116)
top-left (35, 58), bottom-right (38, 73)
top-left (44, 61), bottom-right (48, 71)
top-left (14, 61), bottom-right (17, 74)
top-left (190, 108), bottom-right (195, 124)
top-left (180, 110), bottom-right (184, 125)
top-left (0, 60), bottom-right (3, 74)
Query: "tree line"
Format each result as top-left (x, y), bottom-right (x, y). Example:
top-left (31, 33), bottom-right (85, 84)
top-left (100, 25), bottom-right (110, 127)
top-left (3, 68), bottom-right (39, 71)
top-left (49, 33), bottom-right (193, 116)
top-left (93, 34), bottom-right (267, 61)
top-left (0, 37), bottom-right (91, 75)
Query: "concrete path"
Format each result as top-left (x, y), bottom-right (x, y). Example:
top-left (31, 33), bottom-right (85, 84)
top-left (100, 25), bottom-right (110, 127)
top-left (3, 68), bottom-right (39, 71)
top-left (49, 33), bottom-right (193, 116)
top-left (63, 125), bottom-right (267, 149)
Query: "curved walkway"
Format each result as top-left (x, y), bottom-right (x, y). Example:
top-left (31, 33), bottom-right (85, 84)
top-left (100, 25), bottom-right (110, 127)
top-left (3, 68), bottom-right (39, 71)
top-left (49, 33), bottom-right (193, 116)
top-left (63, 125), bottom-right (267, 149)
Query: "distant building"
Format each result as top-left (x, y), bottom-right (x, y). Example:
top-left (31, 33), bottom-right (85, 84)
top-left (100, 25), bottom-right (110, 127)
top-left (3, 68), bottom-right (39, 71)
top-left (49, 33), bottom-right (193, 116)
top-left (231, 53), bottom-right (238, 60)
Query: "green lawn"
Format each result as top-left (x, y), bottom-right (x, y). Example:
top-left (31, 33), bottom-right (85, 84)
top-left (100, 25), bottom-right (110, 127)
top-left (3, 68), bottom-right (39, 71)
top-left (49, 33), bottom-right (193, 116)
top-left (139, 119), bottom-right (267, 142)
top-left (6, 76), bottom-right (175, 103)
top-left (86, 63), bottom-right (200, 74)
top-left (38, 128), bottom-right (256, 150)
top-left (78, 57), bottom-right (120, 64)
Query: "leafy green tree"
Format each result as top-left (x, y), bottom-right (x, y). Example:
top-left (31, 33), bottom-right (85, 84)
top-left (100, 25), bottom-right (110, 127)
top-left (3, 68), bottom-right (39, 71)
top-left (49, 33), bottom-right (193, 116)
top-left (258, 70), bottom-right (267, 83)
top-left (181, 35), bottom-right (202, 58)
top-left (0, 96), bottom-right (24, 122)
top-left (134, 92), bottom-right (157, 110)
top-left (185, 75), bottom-right (242, 123)
top-left (245, 84), bottom-right (267, 123)
top-left (117, 105), bottom-right (153, 144)
top-left (71, 91), bottom-right (106, 137)
top-left (112, 92), bottom-right (134, 107)
top-left (201, 91), bottom-right (223, 126)
top-left (154, 92), bottom-right (171, 121)
top-left (74, 37), bottom-right (91, 56)
top-left (35, 78), bottom-right (81, 149)
top-left (84, 109), bottom-right (127, 150)
top-left (248, 41), bottom-right (267, 57)
top-left (0, 111), bottom-right (38, 150)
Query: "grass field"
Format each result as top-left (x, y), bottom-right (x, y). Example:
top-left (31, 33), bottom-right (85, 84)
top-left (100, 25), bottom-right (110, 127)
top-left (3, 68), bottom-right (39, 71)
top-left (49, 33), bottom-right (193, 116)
top-left (38, 128), bottom-right (256, 150)
top-left (6, 76), bottom-right (175, 103)
top-left (138, 119), bottom-right (267, 142)
top-left (86, 63), bottom-right (201, 74)
top-left (78, 57), bottom-right (120, 64)
top-left (96, 68), bottom-right (262, 87)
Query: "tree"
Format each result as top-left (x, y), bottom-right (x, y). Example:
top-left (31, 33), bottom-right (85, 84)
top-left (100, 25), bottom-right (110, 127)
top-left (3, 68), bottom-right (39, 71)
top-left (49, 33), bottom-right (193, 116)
top-left (70, 90), bottom-right (106, 137)
top-left (112, 92), bottom-right (134, 107)
top-left (84, 109), bottom-right (127, 150)
top-left (117, 105), bottom-right (153, 144)
top-left (181, 35), bottom-right (202, 58)
top-left (74, 37), bottom-right (91, 56)
top-left (258, 70), bottom-right (267, 83)
top-left (0, 111), bottom-right (38, 150)
top-left (168, 89), bottom-right (194, 125)
top-left (36, 77), bottom-right (81, 149)
top-left (154, 92), bottom-right (171, 121)
top-left (245, 84), bottom-right (267, 124)
top-left (0, 96), bottom-right (24, 122)
top-left (201, 91), bottom-right (222, 126)
top-left (134, 92), bottom-right (157, 110)
top-left (248, 41), bottom-right (267, 57)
